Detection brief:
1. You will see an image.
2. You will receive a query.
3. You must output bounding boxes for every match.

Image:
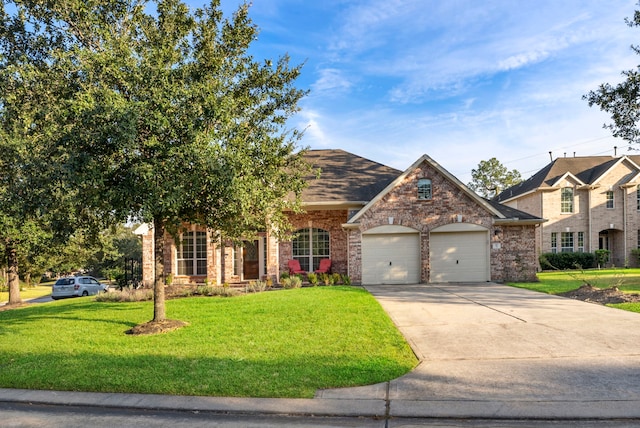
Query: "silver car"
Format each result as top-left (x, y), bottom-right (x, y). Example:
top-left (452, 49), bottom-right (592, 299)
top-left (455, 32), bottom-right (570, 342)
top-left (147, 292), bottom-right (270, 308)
top-left (51, 276), bottom-right (108, 300)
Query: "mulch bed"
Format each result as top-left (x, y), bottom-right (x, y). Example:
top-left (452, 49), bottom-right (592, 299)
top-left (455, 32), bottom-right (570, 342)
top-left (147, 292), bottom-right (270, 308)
top-left (558, 284), bottom-right (640, 305)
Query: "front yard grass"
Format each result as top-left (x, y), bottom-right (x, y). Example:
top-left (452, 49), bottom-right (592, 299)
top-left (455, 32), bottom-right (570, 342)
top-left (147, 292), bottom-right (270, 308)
top-left (509, 268), bottom-right (640, 313)
top-left (0, 286), bottom-right (417, 398)
top-left (0, 283), bottom-right (52, 303)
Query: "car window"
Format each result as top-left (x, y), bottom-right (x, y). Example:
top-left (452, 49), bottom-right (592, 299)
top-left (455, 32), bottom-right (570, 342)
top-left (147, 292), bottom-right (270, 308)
top-left (90, 279), bottom-right (99, 285)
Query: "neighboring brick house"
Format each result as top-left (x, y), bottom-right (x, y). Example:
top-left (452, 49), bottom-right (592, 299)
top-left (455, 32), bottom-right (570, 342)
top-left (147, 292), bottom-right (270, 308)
top-left (137, 149), bottom-right (543, 285)
top-left (495, 155), bottom-right (640, 267)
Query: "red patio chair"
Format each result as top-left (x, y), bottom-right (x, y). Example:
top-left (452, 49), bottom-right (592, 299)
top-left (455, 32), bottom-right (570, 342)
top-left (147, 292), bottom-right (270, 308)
top-left (287, 259), bottom-right (307, 275)
top-left (315, 259), bottom-right (332, 274)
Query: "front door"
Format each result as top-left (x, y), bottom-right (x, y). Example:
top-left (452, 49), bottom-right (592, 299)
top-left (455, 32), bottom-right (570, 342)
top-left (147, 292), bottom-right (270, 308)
top-left (243, 240), bottom-right (259, 280)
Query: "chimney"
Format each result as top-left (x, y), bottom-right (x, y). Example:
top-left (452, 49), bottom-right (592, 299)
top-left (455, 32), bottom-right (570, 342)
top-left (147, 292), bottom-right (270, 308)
top-left (549, 151), bottom-right (553, 162)
top-left (614, 146), bottom-right (618, 156)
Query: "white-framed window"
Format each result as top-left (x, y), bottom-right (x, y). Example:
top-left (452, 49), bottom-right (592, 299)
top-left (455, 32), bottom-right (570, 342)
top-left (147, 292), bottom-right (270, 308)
top-left (292, 228), bottom-right (330, 272)
top-left (561, 232), bottom-right (574, 253)
top-left (561, 187), bottom-right (574, 213)
top-left (577, 232), bottom-right (584, 252)
top-left (177, 230), bottom-right (207, 276)
top-left (232, 245), bottom-right (240, 276)
top-left (606, 191), bottom-right (614, 209)
top-left (551, 232), bottom-right (557, 254)
top-left (417, 178), bottom-right (432, 200)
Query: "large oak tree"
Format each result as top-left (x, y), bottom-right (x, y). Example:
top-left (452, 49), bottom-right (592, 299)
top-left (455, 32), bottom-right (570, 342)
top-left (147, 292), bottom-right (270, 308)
top-left (5, 0), bottom-right (310, 324)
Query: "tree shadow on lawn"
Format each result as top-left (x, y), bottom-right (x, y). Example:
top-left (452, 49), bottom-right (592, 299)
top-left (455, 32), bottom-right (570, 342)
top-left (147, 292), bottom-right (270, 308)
top-left (0, 299), bottom-right (144, 332)
top-left (0, 349), bottom-right (411, 398)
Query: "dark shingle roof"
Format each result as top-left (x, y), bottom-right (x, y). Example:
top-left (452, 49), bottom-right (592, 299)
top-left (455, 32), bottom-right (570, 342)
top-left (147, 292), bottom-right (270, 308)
top-left (495, 156), bottom-right (634, 202)
top-left (485, 199), bottom-right (543, 221)
top-left (300, 149), bottom-right (402, 204)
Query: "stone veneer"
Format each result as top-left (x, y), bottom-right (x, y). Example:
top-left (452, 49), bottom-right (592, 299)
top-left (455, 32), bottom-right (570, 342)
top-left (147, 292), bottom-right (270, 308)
top-left (345, 160), bottom-right (538, 283)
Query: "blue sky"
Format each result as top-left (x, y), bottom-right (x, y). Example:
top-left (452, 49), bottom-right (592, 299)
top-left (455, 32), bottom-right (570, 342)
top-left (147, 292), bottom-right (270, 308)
top-left (186, 0), bottom-right (639, 183)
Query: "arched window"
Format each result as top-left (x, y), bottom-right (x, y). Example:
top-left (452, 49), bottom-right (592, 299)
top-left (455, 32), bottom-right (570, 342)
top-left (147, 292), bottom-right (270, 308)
top-left (292, 228), bottom-right (330, 271)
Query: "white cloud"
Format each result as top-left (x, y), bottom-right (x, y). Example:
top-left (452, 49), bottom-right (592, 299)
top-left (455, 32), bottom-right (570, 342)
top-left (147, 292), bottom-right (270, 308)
top-left (311, 68), bottom-right (353, 94)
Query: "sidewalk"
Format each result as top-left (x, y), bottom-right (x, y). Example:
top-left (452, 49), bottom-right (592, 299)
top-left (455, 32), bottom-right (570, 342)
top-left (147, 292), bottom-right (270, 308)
top-left (3, 283), bottom-right (640, 421)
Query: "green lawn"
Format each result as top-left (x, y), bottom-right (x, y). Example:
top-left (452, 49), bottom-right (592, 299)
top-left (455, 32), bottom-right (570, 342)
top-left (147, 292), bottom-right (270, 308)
top-left (0, 286), bottom-right (417, 398)
top-left (509, 268), bottom-right (640, 313)
top-left (0, 284), bottom-right (52, 303)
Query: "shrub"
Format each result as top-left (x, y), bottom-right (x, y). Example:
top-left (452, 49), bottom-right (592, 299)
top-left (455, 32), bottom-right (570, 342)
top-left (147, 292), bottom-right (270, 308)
top-left (341, 274), bottom-right (351, 285)
top-left (196, 285), bottom-right (239, 297)
top-left (306, 272), bottom-right (319, 286)
top-left (594, 249), bottom-right (611, 267)
top-left (246, 280), bottom-right (269, 293)
top-left (320, 273), bottom-right (333, 286)
top-left (539, 252), bottom-right (596, 270)
top-left (281, 275), bottom-right (302, 289)
top-left (331, 273), bottom-right (342, 285)
top-left (96, 289), bottom-right (153, 302)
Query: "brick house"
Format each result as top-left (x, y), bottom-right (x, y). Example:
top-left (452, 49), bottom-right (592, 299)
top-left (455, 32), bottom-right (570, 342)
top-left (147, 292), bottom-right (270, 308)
top-left (137, 149), bottom-right (543, 285)
top-left (495, 155), bottom-right (640, 267)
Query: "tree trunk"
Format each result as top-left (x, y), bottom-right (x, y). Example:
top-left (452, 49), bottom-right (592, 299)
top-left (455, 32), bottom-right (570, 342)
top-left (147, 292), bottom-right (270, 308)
top-left (6, 242), bottom-right (22, 305)
top-left (153, 216), bottom-right (166, 322)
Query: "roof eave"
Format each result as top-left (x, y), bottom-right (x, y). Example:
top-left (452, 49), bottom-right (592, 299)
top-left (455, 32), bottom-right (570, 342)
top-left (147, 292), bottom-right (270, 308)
top-left (495, 218), bottom-right (547, 226)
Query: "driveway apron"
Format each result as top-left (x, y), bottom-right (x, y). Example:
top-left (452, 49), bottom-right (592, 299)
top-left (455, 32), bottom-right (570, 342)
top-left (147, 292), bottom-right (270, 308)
top-left (318, 283), bottom-right (640, 419)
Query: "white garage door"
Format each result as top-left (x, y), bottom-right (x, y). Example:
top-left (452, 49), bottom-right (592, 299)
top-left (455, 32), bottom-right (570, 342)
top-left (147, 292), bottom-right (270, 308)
top-left (430, 225), bottom-right (489, 282)
top-left (362, 227), bottom-right (420, 285)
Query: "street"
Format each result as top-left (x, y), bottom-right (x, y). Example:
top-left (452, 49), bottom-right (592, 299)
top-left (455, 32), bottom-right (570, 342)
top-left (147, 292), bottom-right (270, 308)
top-left (3, 402), bottom-right (640, 428)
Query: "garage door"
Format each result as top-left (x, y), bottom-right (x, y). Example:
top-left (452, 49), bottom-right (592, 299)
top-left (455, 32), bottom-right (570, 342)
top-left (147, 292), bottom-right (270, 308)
top-left (430, 224), bottom-right (489, 282)
top-left (362, 226), bottom-right (420, 285)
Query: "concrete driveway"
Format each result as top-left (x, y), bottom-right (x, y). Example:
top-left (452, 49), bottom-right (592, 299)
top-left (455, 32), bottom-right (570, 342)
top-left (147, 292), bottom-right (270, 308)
top-left (317, 283), bottom-right (640, 419)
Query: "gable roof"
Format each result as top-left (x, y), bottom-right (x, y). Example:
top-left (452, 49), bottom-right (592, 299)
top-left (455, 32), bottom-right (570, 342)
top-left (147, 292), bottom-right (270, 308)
top-left (348, 154), bottom-right (523, 224)
top-left (495, 155), bottom-right (640, 203)
top-left (300, 149), bottom-right (402, 207)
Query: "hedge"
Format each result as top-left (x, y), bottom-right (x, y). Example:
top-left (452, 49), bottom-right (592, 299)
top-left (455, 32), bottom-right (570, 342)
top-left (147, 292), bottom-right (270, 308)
top-left (539, 252), bottom-right (596, 270)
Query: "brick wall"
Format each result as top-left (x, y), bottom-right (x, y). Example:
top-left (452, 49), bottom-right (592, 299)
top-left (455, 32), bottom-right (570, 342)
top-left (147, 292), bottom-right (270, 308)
top-left (280, 210), bottom-right (349, 275)
top-left (347, 160), bottom-right (538, 283)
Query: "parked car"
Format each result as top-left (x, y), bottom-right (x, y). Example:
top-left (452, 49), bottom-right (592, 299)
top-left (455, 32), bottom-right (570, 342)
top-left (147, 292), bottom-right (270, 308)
top-left (51, 276), bottom-right (108, 300)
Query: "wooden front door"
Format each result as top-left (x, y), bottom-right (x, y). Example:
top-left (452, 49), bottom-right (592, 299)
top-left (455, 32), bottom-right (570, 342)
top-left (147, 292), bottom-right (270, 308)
top-left (243, 240), bottom-right (259, 280)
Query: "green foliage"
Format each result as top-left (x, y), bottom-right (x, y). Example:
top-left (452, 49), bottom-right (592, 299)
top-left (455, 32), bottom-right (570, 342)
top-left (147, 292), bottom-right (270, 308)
top-left (96, 289), bottom-right (154, 303)
top-left (468, 157), bottom-right (522, 198)
top-left (595, 249), bottom-right (611, 267)
top-left (195, 285), bottom-right (239, 297)
top-left (0, 287), bottom-right (417, 397)
top-left (1, 0), bottom-right (311, 321)
top-left (281, 275), bottom-right (303, 289)
top-left (510, 268), bottom-right (640, 295)
top-left (584, 6), bottom-right (640, 145)
top-left (246, 280), bottom-right (270, 293)
top-left (306, 272), bottom-right (319, 286)
top-left (331, 273), bottom-right (342, 285)
top-left (342, 274), bottom-right (352, 286)
top-left (539, 252), bottom-right (596, 270)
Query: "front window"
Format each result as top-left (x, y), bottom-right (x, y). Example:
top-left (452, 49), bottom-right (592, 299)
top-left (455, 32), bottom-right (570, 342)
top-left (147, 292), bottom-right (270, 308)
top-left (577, 232), bottom-right (584, 252)
top-left (637, 185), bottom-right (640, 211)
top-left (551, 232), bottom-right (557, 253)
top-left (561, 187), bottom-right (574, 213)
top-left (417, 178), bottom-right (432, 200)
top-left (606, 191), bottom-right (614, 209)
top-left (292, 228), bottom-right (330, 272)
top-left (177, 231), bottom-right (207, 275)
top-left (561, 232), bottom-right (574, 253)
